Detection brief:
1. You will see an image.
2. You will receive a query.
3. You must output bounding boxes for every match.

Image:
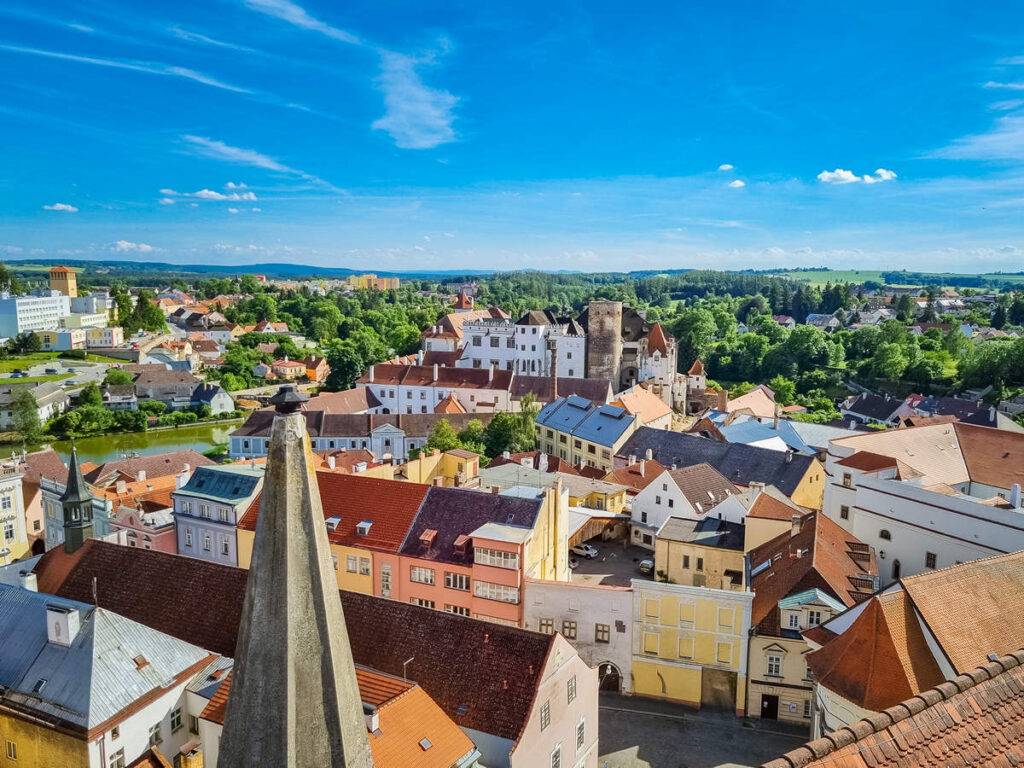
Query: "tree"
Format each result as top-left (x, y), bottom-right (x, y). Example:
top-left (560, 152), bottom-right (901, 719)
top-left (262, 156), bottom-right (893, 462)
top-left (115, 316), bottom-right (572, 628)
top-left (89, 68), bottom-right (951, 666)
top-left (324, 342), bottom-right (364, 391)
top-left (871, 342), bottom-right (909, 379)
top-left (78, 382), bottom-right (103, 407)
top-left (482, 394), bottom-right (540, 457)
top-left (138, 400), bottom-right (167, 416)
top-left (992, 303), bottom-right (1008, 330)
top-left (104, 368), bottom-right (133, 386)
top-left (672, 308), bottom-right (718, 369)
top-left (768, 375), bottom-right (796, 406)
top-left (424, 419), bottom-right (461, 453)
top-left (10, 388), bottom-right (41, 442)
top-left (895, 293), bottom-right (915, 321)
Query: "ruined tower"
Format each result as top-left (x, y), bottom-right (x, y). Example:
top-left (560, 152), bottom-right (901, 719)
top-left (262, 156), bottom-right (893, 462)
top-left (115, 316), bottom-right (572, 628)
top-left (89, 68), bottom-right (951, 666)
top-left (585, 300), bottom-right (623, 388)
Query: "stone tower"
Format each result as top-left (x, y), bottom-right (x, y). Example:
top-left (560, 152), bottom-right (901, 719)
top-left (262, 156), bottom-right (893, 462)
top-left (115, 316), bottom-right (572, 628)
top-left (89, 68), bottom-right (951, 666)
top-left (218, 384), bottom-right (374, 768)
top-left (586, 300), bottom-right (623, 388)
top-left (61, 447), bottom-right (94, 554)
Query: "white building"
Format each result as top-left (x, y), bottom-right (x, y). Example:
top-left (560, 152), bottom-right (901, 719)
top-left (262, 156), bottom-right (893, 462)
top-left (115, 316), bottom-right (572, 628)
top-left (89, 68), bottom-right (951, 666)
top-left (172, 464), bottom-right (264, 567)
top-left (523, 579), bottom-right (634, 693)
top-left (824, 422), bottom-right (1024, 584)
top-left (356, 363), bottom-right (514, 414)
top-left (0, 381), bottom-right (70, 431)
top-left (630, 464), bottom-right (741, 550)
top-left (458, 311), bottom-right (587, 378)
top-left (0, 290), bottom-right (71, 337)
top-left (0, 463), bottom-right (26, 564)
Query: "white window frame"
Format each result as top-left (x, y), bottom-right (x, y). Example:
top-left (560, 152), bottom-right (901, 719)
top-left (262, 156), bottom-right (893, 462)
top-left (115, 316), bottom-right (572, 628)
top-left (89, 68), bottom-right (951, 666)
top-left (766, 655), bottom-right (782, 677)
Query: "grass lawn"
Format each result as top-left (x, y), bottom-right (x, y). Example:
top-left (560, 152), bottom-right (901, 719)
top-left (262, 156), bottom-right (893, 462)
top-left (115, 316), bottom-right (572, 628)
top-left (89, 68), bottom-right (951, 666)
top-left (772, 269), bottom-right (1024, 289)
top-left (0, 352), bottom-right (125, 373)
top-left (2, 374), bottom-right (74, 385)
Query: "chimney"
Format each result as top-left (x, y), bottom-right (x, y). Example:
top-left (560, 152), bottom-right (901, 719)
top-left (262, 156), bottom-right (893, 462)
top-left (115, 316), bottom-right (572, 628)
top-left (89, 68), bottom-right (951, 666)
top-left (491, 485), bottom-right (501, 494)
top-left (19, 571), bottom-right (37, 592)
top-left (537, 453), bottom-right (548, 473)
top-left (489, 363), bottom-right (494, 383)
top-left (848, 419), bottom-right (856, 430)
top-left (645, 448), bottom-right (653, 461)
top-left (369, 365), bottom-right (374, 383)
top-left (990, 406), bottom-right (997, 423)
top-left (549, 340), bottom-right (558, 399)
top-left (116, 480), bottom-right (127, 495)
top-left (639, 460), bottom-right (646, 477)
top-left (1011, 483), bottom-right (1022, 509)
top-left (502, 450), bottom-right (510, 460)
top-left (785, 450), bottom-right (793, 463)
top-left (365, 710), bottom-right (380, 734)
top-left (138, 470), bottom-right (146, 482)
top-left (773, 404), bottom-right (781, 430)
top-left (327, 455), bottom-right (336, 470)
top-left (717, 388), bottom-right (729, 413)
top-left (628, 454), bottom-right (636, 466)
top-left (178, 744), bottom-right (204, 768)
top-left (417, 350), bottom-right (424, 365)
top-left (46, 605), bottom-right (81, 647)
top-left (433, 363), bottom-right (439, 382)
top-left (791, 514), bottom-right (802, 538)
top-left (184, 463), bottom-right (190, 473)
top-left (749, 481), bottom-right (765, 493)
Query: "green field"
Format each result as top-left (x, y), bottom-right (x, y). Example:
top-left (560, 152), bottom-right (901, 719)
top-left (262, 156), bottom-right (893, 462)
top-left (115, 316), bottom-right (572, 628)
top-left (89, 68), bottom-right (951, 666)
top-left (771, 269), bottom-right (1024, 288)
top-left (0, 352), bottom-right (124, 373)
top-left (2, 374), bottom-right (73, 385)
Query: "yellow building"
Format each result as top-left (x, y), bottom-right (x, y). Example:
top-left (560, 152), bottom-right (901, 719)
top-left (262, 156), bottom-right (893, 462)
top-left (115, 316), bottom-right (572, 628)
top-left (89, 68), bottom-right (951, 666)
top-left (631, 578), bottom-right (753, 715)
top-left (48, 265), bottom-right (77, 298)
top-left (397, 448), bottom-right (481, 487)
top-left (34, 328), bottom-right (85, 351)
top-left (654, 516), bottom-right (747, 589)
top-left (349, 274), bottom-right (400, 291)
top-left (535, 397), bottom-right (639, 473)
top-left (559, 474), bottom-right (629, 514)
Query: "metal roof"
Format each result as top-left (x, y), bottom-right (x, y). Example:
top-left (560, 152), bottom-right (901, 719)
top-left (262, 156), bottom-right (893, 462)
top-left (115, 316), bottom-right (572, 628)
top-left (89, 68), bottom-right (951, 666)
top-left (176, 464), bottom-right (264, 504)
top-left (536, 396), bottom-right (635, 448)
top-left (778, 587), bottom-right (846, 613)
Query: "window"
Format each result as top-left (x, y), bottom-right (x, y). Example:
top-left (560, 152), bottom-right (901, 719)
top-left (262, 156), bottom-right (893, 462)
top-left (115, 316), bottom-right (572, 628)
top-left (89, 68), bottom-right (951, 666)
top-left (595, 623), bottom-right (610, 643)
top-left (2, 522), bottom-right (12, 542)
top-left (539, 618), bottom-right (554, 634)
top-left (171, 707), bottom-right (183, 732)
top-left (410, 566), bottom-right (435, 585)
top-left (472, 336), bottom-right (481, 346)
top-left (108, 749), bottom-right (125, 768)
top-left (540, 701), bottom-right (551, 730)
top-left (925, 551), bottom-right (937, 569)
top-left (576, 719), bottom-right (586, 752)
top-left (218, 508), bottom-right (228, 522)
top-left (490, 336), bottom-right (499, 347)
top-left (562, 620), bottom-right (577, 639)
top-left (644, 598), bottom-right (660, 618)
top-left (807, 610), bottom-right (822, 626)
top-left (221, 539), bottom-right (230, 556)
top-left (200, 504), bottom-right (210, 519)
top-left (642, 632), bottom-right (659, 655)
top-left (655, 495), bottom-right (661, 505)
top-left (359, 557), bottom-right (370, 576)
top-left (696, 557), bottom-right (704, 572)
top-left (842, 472), bottom-right (852, 488)
top-left (202, 533), bottom-right (211, 552)
top-left (0, 495), bottom-right (10, 510)
top-left (475, 547), bottom-right (519, 569)
top-left (347, 555), bottom-right (358, 573)
top-left (803, 699), bottom-right (812, 718)
top-left (640, 510), bottom-right (648, 524)
top-left (474, 581), bottom-right (520, 603)
top-left (331, 553), bottom-right (339, 571)
top-left (410, 598), bottom-right (435, 608)
top-left (879, 529), bottom-right (891, 541)
top-left (766, 655), bottom-right (782, 676)
top-left (445, 604), bottom-right (470, 616)
top-left (148, 723), bottom-right (162, 745)
top-left (444, 572), bottom-right (470, 591)
top-left (189, 715), bottom-right (200, 735)
top-left (550, 745), bottom-right (561, 768)
top-left (5, 742), bottom-right (16, 761)
top-left (380, 564), bottom-right (391, 598)
top-left (111, 726), bottom-right (119, 740)
top-left (668, 498), bottom-right (674, 508)
top-left (788, 613), bottom-right (800, 629)
top-left (682, 554), bottom-right (690, 569)
top-left (840, 505), bottom-right (850, 520)
top-left (805, 663), bottom-right (814, 681)
top-left (184, 528), bottom-right (193, 547)
top-left (678, 637), bottom-right (694, 658)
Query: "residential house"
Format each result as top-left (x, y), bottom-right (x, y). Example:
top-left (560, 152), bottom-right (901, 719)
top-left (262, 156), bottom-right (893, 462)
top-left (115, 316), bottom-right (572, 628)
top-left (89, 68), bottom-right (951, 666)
top-left (102, 384), bottom-right (138, 410)
top-left (616, 428), bottom-right (825, 510)
top-left (81, 450), bottom-right (213, 488)
top-left (303, 354), bottom-right (329, 383)
top-left (772, 315), bottom-right (796, 330)
top-left (653, 515), bottom-right (746, 590)
top-left (236, 472), bottom-right (429, 595)
top-left (29, 539), bottom-right (599, 768)
top-left (103, 475), bottom-right (179, 554)
top-left (762, 651), bottom-right (1024, 768)
top-left (630, 578), bottom-right (753, 715)
top-left (630, 463), bottom-right (740, 550)
top-left (746, 513), bottom-right (876, 727)
top-left (742, 485), bottom-right (814, 551)
top-left (397, 448), bottom-right (481, 488)
top-left (535, 395), bottom-right (641, 473)
top-left (0, 461), bottom-right (26, 562)
top-left (270, 358), bottom-right (305, 380)
top-left (133, 368), bottom-right (199, 411)
top-left (804, 551), bottom-right (1024, 737)
top-left (908, 393), bottom-right (1023, 431)
top-left (838, 392), bottom-right (908, 426)
top-left (611, 385), bottom-right (673, 430)
top-left (524, 579), bottom-right (634, 693)
top-left (172, 464), bottom-right (264, 567)
top-left (358, 363), bottom-right (514, 413)
top-left (228, 410), bottom-right (493, 462)
top-left (720, 384), bottom-right (778, 420)
top-left (190, 383), bottom-right (234, 415)
top-left (823, 422), bottom-right (1024, 583)
top-left (603, 456), bottom-right (668, 500)
top-left (34, 328), bottom-right (86, 351)
top-left (13, 449), bottom-right (67, 554)
top-left (0, 583), bottom-right (217, 768)
top-left (456, 310), bottom-right (587, 377)
top-left (0, 381), bottom-right (70, 430)
top-left (804, 314), bottom-right (841, 332)
top-left (420, 307), bottom-right (508, 352)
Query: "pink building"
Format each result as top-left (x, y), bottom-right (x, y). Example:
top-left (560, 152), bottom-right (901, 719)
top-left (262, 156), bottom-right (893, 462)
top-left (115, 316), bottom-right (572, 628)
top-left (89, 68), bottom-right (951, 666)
top-left (16, 449), bottom-right (68, 554)
top-left (105, 478), bottom-right (179, 553)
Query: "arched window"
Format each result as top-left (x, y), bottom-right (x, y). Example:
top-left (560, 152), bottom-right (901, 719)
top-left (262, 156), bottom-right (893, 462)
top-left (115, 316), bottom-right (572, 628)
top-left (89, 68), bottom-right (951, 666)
top-left (891, 559), bottom-right (901, 581)
top-left (879, 529), bottom-right (892, 541)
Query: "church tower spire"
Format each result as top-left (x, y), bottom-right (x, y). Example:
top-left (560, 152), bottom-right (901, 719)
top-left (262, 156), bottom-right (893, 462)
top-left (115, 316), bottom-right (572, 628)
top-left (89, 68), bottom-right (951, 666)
top-left (61, 446), bottom-right (94, 554)
top-left (218, 384), bottom-right (374, 767)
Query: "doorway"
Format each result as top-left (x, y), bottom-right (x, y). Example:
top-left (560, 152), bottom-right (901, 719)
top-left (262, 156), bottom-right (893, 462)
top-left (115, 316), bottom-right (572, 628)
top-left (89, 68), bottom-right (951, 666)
top-left (760, 694), bottom-right (779, 720)
top-left (599, 663), bottom-right (622, 693)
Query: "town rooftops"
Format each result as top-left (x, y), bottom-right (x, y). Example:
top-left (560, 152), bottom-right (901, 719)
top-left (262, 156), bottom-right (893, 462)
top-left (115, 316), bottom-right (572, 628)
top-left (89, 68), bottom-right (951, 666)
top-left (842, 392), bottom-right (903, 423)
top-left (17, 448), bottom-right (68, 486)
top-left (174, 464), bottom-right (264, 504)
top-left (29, 540), bottom-right (555, 742)
top-left (508, 375), bottom-right (612, 404)
top-left (762, 650), bottom-right (1024, 768)
top-left (555, 473), bottom-right (629, 499)
top-left (687, 359), bottom-right (706, 376)
top-left (487, 451), bottom-right (582, 476)
top-left (400, 485), bottom-right (542, 564)
top-left (297, 388), bottom-right (382, 414)
top-left (647, 322), bottom-right (670, 355)
top-left (748, 513), bottom-right (876, 635)
top-left (0, 583), bottom-right (215, 734)
top-left (665, 463), bottom-right (739, 513)
top-left (657, 516), bottom-right (745, 551)
top-left (132, 368), bottom-right (198, 387)
top-left (611, 386), bottom-right (672, 425)
top-left (232, 410), bottom-right (493, 439)
top-left (82, 449), bottom-right (214, 486)
top-left (603, 458), bottom-right (667, 494)
top-left (240, 473), bottom-right (429, 552)
top-left (536, 396), bottom-right (636, 448)
top-left (618, 427), bottom-right (815, 496)
top-left (358, 363), bottom-right (514, 391)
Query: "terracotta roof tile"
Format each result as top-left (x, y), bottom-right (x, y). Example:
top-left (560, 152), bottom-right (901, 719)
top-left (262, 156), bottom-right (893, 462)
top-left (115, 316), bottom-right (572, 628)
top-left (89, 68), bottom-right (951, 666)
top-left (836, 451), bottom-right (900, 472)
top-left (747, 492), bottom-right (806, 521)
top-left (239, 473), bottom-right (428, 552)
top-left (82, 450), bottom-right (214, 485)
top-left (688, 359), bottom-right (706, 376)
top-left (953, 423), bottom-right (1024, 491)
top-left (488, 451), bottom-right (582, 476)
top-left (611, 387), bottom-right (672, 425)
top-left (603, 459), bottom-right (667, 494)
top-left (127, 748), bottom-right (173, 768)
top-left (434, 392), bottom-right (467, 414)
top-left (647, 322), bottom-right (670, 356)
top-left (369, 680), bottom-right (476, 768)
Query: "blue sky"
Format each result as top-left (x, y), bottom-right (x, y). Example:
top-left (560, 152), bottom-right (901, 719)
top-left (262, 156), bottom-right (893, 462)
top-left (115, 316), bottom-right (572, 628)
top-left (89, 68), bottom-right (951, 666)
top-left (2, 1), bottom-right (1024, 272)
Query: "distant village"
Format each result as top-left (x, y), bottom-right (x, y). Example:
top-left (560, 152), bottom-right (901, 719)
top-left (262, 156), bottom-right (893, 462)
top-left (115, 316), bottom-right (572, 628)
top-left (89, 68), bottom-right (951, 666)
top-left (0, 267), bottom-right (1020, 768)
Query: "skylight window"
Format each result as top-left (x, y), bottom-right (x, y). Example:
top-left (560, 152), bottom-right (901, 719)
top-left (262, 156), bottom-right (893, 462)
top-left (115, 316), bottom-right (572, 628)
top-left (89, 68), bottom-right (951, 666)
top-left (419, 739), bottom-right (432, 750)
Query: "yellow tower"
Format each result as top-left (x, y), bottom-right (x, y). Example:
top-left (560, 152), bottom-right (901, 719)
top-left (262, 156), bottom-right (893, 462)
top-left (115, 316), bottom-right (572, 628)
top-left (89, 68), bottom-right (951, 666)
top-left (49, 265), bottom-right (78, 298)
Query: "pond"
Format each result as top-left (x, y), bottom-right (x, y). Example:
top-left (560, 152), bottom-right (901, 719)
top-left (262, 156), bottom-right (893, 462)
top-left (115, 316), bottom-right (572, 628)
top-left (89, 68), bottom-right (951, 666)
top-left (16, 421), bottom-right (243, 465)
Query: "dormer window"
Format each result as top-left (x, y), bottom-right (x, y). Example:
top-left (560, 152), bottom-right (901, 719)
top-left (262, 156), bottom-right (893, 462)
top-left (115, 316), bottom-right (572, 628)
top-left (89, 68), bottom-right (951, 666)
top-left (356, 521), bottom-right (372, 536)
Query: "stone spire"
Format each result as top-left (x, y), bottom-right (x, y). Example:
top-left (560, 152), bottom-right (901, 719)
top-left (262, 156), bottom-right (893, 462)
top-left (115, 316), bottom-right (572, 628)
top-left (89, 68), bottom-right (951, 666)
top-left (219, 384), bottom-right (374, 768)
top-left (61, 446), bottom-right (94, 554)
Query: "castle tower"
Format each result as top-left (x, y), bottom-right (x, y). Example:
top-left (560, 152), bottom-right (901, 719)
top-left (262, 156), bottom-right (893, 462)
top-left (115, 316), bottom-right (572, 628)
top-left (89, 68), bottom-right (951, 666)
top-left (218, 384), bottom-right (374, 768)
top-left (586, 300), bottom-right (623, 388)
top-left (49, 266), bottom-right (77, 298)
top-left (61, 447), bottom-right (94, 554)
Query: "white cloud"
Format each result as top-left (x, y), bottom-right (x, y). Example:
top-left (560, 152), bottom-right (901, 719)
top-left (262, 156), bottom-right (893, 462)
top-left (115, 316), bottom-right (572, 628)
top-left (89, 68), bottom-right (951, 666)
top-left (371, 51), bottom-right (458, 149)
top-left (159, 198), bottom-right (176, 205)
top-left (225, 182), bottom-right (248, 189)
top-left (180, 135), bottom-right (341, 191)
top-left (112, 240), bottom-right (155, 253)
top-left (43, 203), bottom-right (78, 212)
top-left (727, 179), bottom-right (745, 188)
top-left (443, 232), bottom-right (455, 238)
top-left (251, 207), bottom-right (262, 212)
top-left (718, 163), bottom-right (734, 171)
top-left (984, 81), bottom-right (1024, 91)
top-left (817, 168), bottom-right (897, 184)
top-left (160, 185), bottom-right (257, 201)
top-left (228, 208), bottom-right (240, 214)
top-left (159, 188), bottom-right (177, 195)
top-left (242, 0), bottom-right (361, 44)
top-left (931, 114), bottom-right (1024, 161)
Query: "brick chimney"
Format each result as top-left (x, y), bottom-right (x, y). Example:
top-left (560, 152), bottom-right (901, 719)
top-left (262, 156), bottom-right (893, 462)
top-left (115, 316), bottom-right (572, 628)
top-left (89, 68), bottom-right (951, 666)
top-left (791, 514), bottom-right (802, 537)
top-left (717, 388), bottom-right (729, 413)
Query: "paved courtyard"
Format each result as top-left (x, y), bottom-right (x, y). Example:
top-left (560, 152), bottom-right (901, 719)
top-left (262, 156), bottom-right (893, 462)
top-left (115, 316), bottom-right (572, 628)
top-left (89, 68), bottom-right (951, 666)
top-left (571, 542), bottom-right (655, 587)
top-left (598, 693), bottom-right (807, 768)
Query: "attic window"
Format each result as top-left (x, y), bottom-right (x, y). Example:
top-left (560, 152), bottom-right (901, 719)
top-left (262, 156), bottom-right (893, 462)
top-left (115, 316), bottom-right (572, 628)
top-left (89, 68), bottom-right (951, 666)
top-left (420, 529), bottom-right (438, 548)
top-left (419, 738), bottom-right (432, 751)
top-left (134, 654), bottom-right (149, 670)
top-left (325, 516), bottom-right (342, 532)
top-left (453, 534), bottom-right (471, 554)
top-left (32, 679), bottom-right (46, 694)
top-left (356, 521), bottom-right (372, 536)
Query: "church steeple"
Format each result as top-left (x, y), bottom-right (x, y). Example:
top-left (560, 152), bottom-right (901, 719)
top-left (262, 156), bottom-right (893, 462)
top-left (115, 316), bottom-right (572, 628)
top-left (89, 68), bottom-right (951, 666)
top-left (219, 384), bottom-right (374, 767)
top-left (61, 446), bottom-right (94, 554)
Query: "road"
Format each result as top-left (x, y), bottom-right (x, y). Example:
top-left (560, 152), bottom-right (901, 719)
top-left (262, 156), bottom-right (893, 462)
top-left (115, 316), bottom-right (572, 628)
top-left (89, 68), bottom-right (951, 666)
top-left (598, 693), bottom-right (807, 768)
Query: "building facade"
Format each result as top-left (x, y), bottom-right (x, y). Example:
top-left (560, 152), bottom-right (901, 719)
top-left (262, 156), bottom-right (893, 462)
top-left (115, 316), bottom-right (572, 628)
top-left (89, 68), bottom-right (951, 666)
top-left (172, 464), bottom-right (264, 567)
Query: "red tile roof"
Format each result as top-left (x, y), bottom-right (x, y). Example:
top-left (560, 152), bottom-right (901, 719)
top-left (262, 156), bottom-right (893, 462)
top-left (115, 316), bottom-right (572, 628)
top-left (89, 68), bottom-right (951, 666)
top-left (434, 393), bottom-right (466, 414)
top-left (647, 322), bottom-right (669, 356)
top-left (835, 452), bottom-right (899, 472)
top-left (746, 492), bottom-right (806, 521)
top-left (199, 671), bottom-right (231, 725)
top-left (487, 451), bottom-right (582, 476)
top-left (762, 650), bottom-right (1024, 768)
top-left (688, 359), bottom-right (706, 376)
top-left (30, 540), bottom-right (554, 742)
top-left (83, 450), bottom-right (214, 485)
top-left (358, 364), bottom-right (514, 391)
top-left (453, 291), bottom-right (473, 310)
top-left (239, 472), bottom-right (428, 552)
top-left (603, 459), bottom-right (667, 494)
top-left (127, 748), bottom-right (173, 768)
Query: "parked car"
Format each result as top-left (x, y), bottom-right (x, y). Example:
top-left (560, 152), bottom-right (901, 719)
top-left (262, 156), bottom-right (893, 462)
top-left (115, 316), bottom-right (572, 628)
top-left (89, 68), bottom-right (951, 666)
top-left (9, 372), bottom-right (23, 378)
top-left (568, 558), bottom-right (579, 570)
top-left (638, 559), bottom-right (654, 575)
top-left (44, 368), bottom-right (59, 374)
top-left (570, 543), bottom-right (599, 560)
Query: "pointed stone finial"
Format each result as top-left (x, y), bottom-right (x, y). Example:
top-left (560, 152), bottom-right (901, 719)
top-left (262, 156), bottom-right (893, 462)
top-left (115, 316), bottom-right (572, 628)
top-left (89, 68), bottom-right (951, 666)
top-left (218, 393), bottom-right (373, 767)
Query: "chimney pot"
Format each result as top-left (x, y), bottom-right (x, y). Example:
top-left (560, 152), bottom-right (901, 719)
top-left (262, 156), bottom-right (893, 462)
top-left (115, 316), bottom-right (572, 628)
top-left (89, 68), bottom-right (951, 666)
top-left (433, 363), bottom-right (439, 382)
top-left (791, 514), bottom-right (802, 538)
top-left (137, 470), bottom-right (146, 482)
top-left (645, 449), bottom-right (653, 461)
top-left (717, 388), bottom-right (729, 413)
top-left (327, 455), bottom-right (336, 470)
top-left (639, 460), bottom-right (645, 478)
top-left (628, 454), bottom-right (636, 466)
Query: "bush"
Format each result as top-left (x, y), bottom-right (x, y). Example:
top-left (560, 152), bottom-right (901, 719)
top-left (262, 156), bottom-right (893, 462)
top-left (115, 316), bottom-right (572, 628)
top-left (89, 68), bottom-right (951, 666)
top-left (59, 350), bottom-right (87, 360)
